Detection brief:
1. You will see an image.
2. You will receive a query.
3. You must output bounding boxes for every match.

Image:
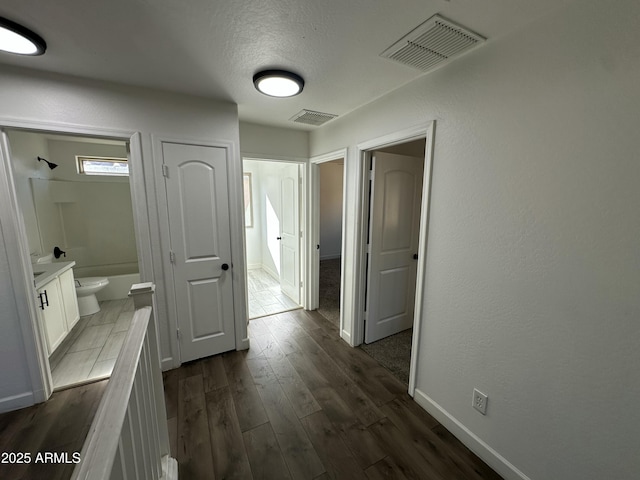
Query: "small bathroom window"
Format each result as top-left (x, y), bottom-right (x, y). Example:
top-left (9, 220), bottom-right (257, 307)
top-left (76, 156), bottom-right (129, 176)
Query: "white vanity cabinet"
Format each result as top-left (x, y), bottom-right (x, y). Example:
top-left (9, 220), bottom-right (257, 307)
top-left (37, 278), bottom-right (68, 355)
top-left (59, 268), bottom-right (80, 331)
top-left (34, 261), bottom-right (80, 356)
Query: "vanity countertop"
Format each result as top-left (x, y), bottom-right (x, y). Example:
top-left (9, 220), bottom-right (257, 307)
top-left (33, 261), bottom-right (75, 290)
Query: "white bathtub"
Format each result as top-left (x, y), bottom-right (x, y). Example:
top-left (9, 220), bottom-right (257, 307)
top-left (72, 263), bottom-right (140, 301)
top-left (95, 273), bottom-right (141, 301)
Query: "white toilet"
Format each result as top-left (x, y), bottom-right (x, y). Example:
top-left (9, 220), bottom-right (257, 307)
top-left (75, 277), bottom-right (110, 316)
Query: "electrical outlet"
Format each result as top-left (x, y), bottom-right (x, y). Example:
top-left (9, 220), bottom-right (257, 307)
top-left (472, 388), bottom-right (488, 415)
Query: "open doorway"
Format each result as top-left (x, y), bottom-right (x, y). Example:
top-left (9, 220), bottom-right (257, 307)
top-left (6, 129), bottom-right (140, 390)
top-left (243, 158), bottom-right (304, 319)
top-left (358, 138), bottom-right (427, 386)
top-left (316, 159), bottom-right (344, 326)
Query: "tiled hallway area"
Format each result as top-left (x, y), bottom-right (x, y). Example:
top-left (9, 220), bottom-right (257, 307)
top-left (247, 268), bottom-right (299, 319)
top-left (49, 298), bottom-right (134, 389)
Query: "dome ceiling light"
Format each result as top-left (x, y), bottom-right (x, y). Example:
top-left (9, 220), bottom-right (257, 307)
top-left (253, 70), bottom-right (304, 97)
top-left (0, 16), bottom-right (47, 55)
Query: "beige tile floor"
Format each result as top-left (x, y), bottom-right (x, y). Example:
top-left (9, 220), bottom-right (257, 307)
top-left (49, 298), bottom-right (134, 390)
top-left (247, 268), bottom-right (300, 319)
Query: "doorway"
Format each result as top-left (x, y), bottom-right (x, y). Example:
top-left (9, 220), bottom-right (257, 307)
top-left (5, 129), bottom-right (140, 391)
top-left (243, 158), bottom-right (304, 319)
top-left (316, 159), bottom-right (344, 326)
top-left (357, 134), bottom-right (431, 389)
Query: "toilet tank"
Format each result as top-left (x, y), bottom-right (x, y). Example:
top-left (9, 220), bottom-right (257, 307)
top-left (31, 253), bottom-right (53, 264)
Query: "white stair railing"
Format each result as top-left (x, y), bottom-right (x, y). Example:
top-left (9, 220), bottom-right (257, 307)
top-left (72, 283), bottom-right (177, 480)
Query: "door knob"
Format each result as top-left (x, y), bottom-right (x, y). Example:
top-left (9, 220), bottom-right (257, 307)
top-left (413, 253), bottom-right (418, 260)
top-left (276, 237), bottom-right (282, 240)
top-left (221, 263), bottom-right (229, 271)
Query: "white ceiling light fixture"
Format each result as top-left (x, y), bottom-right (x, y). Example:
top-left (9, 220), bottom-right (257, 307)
top-left (0, 16), bottom-right (46, 55)
top-left (253, 70), bottom-right (304, 97)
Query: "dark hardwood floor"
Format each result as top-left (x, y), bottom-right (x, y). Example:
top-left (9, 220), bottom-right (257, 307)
top-left (0, 380), bottom-right (106, 480)
top-left (164, 309), bottom-right (503, 480)
top-left (0, 308), bottom-right (503, 480)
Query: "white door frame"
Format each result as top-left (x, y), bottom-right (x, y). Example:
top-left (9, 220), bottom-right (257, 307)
top-left (0, 119), bottom-right (149, 407)
top-left (308, 149), bottom-right (348, 324)
top-left (242, 155), bottom-right (308, 309)
top-left (352, 122), bottom-right (435, 396)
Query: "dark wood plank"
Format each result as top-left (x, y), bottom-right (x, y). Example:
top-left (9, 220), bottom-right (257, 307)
top-left (222, 350), bottom-right (269, 432)
top-left (368, 417), bottom-right (446, 480)
top-left (162, 368), bottom-right (179, 420)
top-left (290, 328), bottom-right (385, 426)
top-left (177, 359), bottom-right (203, 379)
top-left (260, 334), bottom-right (322, 419)
top-left (306, 326), bottom-right (396, 406)
top-left (243, 422), bottom-right (292, 480)
top-left (167, 415), bottom-right (177, 458)
top-left (246, 357), bottom-right (326, 479)
top-left (431, 425), bottom-right (504, 480)
top-left (299, 309), bottom-right (340, 334)
top-left (205, 386), bottom-right (253, 479)
top-left (364, 456), bottom-right (411, 480)
top-left (300, 410), bottom-right (367, 480)
top-left (287, 309), bottom-right (324, 333)
top-left (338, 422), bottom-right (387, 470)
top-left (177, 374), bottom-right (215, 480)
top-left (0, 380), bottom-right (105, 480)
top-left (202, 354), bottom-right (229, 393)
top-left (380, 398), bottom-right (462, 479)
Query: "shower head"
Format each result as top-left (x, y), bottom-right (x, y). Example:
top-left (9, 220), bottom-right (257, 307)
top-left (37, 156), bottom-right (58, 170)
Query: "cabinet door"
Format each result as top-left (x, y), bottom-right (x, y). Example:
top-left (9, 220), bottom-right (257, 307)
top-left (59, 269), bottom-right (80, 331)
top-left (38, 279), bottom-right (67, 356)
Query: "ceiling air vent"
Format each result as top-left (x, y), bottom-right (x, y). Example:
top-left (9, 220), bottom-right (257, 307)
top-left (381, 14), bottom-right (485, 72)
top-left (290, 109), bottom-right (338, 126)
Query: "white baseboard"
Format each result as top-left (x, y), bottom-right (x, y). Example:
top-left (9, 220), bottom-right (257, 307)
top-left (237, 336), bottom-right (250, 351)
top-left (161, 357), bottom-right (176, 372)
top-left (161, 455), bottom-right (178, 480)
top-left (261, 264), bottom-right (279, 281)
top-left (0, 391), bottom-right (35, 413)
top-left (340, 328), bottom-right (352, 346)
top-left (247, 263), bottom-right (261, 270)
top-left (413, 388), bottom-right (531, 480)
top-left (320, 254), bottom-right (341, 261)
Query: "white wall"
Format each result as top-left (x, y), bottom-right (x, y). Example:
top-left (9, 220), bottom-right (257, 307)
top-left (310, 1), bottom-right (640, 479)
top-left (243, 160), bottom-right (263, 269)
top-left (6, 131), bottom-right (52, 254)
top-left (9, 133), bottom-right (138, 275)
top-left (319, 161), bottom-right (343, 259)
top-left (240, 122), bottom-right (309, 159)
top-left (0, 65), bottom-right (243, 411)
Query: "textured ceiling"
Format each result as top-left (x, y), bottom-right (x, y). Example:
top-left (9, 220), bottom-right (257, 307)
top-left (0, 0), bottom-right (569, 130)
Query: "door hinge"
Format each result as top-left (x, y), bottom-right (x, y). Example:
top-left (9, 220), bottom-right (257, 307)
top-left (176, 328), bottom-right (181, 340)
top-left (169, 251), bottom-right (176, 263)
top-left (162, 164), bottom-right (169, 178)
top-left (300, 281), bottom-right (303, 288)
top-left (366, 244), bottom-right (371, 254)
top-left (300, 230), bottom-right (303, 238)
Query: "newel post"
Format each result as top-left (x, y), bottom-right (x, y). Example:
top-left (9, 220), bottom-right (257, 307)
top-left (128, 283), bottom-right (174, 471)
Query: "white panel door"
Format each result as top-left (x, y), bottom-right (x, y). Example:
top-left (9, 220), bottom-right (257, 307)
top-left (163, 142), bottom-right (235, 362)
top-left (365, 152), bottom-right (423, 344)
top-left (278, 164), bottom-right (300, 304)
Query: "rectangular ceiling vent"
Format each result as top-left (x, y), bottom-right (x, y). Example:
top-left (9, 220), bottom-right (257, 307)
top-left (290, 109), bottom-right (338, 126)
top-left (381, 14), bottom-right (486, 72)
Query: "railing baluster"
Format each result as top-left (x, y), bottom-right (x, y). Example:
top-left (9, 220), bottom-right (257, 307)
top-left (71, 283), bottom-right (177, 480)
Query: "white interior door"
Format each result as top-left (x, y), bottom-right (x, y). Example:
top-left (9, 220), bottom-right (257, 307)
top-left (278, 164), bottom-right (300, 304)
top-left (163, 142), bottom-right (235, 362)
top-left (365, 152), bottom-right (423, 344)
